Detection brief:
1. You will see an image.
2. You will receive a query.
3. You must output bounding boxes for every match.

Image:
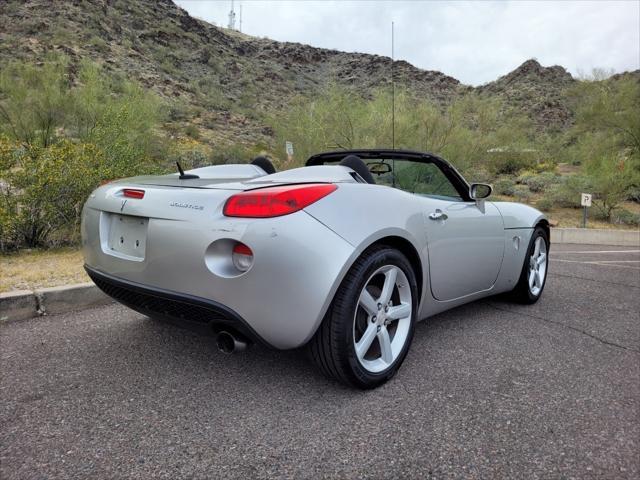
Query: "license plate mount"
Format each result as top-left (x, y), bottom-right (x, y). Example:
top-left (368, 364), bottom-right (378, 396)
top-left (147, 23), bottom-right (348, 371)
top-left (105, 214), bottom-right (148, 261)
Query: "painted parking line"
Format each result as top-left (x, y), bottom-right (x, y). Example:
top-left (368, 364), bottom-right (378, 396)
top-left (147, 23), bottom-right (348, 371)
top-left (553, 250), bottom-right (640, 254)
top-left (551, 259), bottom-right (640, 270)
top-left (585, 260), bottom-right (640, 263)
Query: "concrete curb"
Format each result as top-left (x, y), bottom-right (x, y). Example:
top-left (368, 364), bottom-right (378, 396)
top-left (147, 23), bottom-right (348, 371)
top-left (551, 228), bottom-right (639, 247)
top-left (0, 283), bottom-right (112, 323)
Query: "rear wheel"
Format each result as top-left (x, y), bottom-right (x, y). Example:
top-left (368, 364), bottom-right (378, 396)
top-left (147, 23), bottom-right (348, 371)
top-left (308, 246), bottom-right (418, 389)
top-left (508, 226), bottom-right (549, 304)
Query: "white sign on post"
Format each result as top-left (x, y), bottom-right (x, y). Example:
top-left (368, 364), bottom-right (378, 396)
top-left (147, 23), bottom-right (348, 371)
top-left (581, 193), bottom-right (592, 207)
top-left (285, 141), bottom-right (294, 157)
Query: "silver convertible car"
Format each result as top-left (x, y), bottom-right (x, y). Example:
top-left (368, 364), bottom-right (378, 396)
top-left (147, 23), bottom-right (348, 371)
top-left (82, 149), bottom-right (549, 389)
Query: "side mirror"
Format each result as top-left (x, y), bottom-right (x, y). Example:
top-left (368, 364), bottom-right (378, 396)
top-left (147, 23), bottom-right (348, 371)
top-left (470, 183), bottom-right (492, 200)
top-left (368, 161), bottom-right (392, 175)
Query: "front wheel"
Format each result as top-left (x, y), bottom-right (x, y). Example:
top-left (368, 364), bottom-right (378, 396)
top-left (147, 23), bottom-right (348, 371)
top-left (508, 226), bottom-right (549, 304)
top-left (308, 246), bottom-right (418, 389)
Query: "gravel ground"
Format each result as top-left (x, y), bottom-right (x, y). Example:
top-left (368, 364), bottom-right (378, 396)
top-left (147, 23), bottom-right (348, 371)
top-left (1, 244), bottom-right (638, 479)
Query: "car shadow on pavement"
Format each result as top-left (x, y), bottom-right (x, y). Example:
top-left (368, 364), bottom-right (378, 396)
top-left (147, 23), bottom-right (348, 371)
top-left (118, 299), bottom-right (502, 394)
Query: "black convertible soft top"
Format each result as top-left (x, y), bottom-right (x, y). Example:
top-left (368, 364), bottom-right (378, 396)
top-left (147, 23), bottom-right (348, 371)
top-left (306, 149), bottom-right (472, 201)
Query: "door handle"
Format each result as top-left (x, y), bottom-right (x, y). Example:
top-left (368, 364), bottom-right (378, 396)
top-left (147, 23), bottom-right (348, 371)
top-left (428, 210), bottom-right (448, 221)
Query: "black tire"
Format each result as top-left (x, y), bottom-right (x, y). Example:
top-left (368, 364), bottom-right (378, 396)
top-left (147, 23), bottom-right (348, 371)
top-left (307, 245), bottom-right (418, 389)
top-left (508, 226), bottom-right (549, 304)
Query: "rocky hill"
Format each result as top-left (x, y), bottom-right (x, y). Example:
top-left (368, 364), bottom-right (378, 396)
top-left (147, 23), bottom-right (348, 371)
top-left (0, 0), bottom-right (626, 147)
top-left (477, 59), bottom-right (576, 131)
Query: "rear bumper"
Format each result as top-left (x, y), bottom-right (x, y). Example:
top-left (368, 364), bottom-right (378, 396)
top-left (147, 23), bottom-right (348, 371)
top-left (82, 205), bottom-right (355, 349)
top-left (85, 265), bottom-right (267, 345)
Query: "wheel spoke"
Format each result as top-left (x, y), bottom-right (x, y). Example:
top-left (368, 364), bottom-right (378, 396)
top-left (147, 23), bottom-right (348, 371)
top-left (528, 269), bottom-right (536, 288)
top-left (379, 267), bottom-right (398, 305)
top-left (358, 289), bottom-right (378, 316)
top-left (378, 326), bottom-right (393, 364)
top-left (534, 271), bottom-right (542, 288)
top-left (536, 253), bottom-right (546, 266)
top-left (387, 302), bottom-right (411, 320)
top-left (355, 323), bottom-right (377, 360)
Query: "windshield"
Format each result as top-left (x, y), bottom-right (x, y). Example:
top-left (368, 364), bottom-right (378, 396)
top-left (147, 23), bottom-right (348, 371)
top-left (367, 159), bottom-right (462, 201)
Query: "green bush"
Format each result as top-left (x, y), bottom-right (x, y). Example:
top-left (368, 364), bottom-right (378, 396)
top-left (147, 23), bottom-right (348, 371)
top-left (0, 56), bottom-right (164, 250)
top-left (612, 209), bottom-right (640, 226)
top-left (512, 185), bottom-right (532, 202)
top-left (185, 124), bottom-right (200, 140)
top-left (486, 151), bottom-right (533, 175)
top-left (494, 177), bottom-right (517, 196)
top-left (0, 137), bottom-right (160, 250)
top-left (468, 168), bottom-right (492, 184)
top-left (516, 170), bottom-right (536, 185)
top-left (546, 175), bottom-right (591, 208)
top-left (536, 197), bottom-right (554, 212)
top-left (524, 171), bottom-right (560, 192)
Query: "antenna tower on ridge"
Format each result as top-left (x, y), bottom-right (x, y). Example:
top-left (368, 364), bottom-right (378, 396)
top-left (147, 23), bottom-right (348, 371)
top-left (228, 0), bottom-right (236, 30)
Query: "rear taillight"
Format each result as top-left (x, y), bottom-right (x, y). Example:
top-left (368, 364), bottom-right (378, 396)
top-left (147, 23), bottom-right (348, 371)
top-left (223, 184), bottom-right (337, 218)
top-left (232, 242), bottom-right (254, 272)
top-left (122, 189), bottom-right (145, 199)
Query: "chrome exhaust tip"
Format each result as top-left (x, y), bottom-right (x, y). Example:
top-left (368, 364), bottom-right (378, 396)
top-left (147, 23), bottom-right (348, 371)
top-left (216, 330), bottom-right (248, 354)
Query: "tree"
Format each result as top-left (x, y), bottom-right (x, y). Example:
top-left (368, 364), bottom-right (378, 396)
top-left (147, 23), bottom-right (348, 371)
top-left (567, 75), bottom-right (640, 218)
top-left (0, 56), bottom-right (164, 250)
top-left (0, 56), bottom-right (71, 147)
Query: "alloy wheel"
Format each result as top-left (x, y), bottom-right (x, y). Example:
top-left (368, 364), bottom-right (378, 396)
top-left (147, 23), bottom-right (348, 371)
top-left (353, 265), bottom-right (412, 373)
top-left (528, 236), bottom-right (547, 296)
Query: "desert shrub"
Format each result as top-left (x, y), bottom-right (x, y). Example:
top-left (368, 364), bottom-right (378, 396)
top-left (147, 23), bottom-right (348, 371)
top-left (611, 209), bottom-right (640, 226)
top-left (209, 144), bottom-right (270, 166)
top-left (185, 124), bottom-right (200, 140)
top-left (167, 138), bottom-right (210, 170)
top-left (628, 185), bottom-right (640, 203)
top-left (485, 150), bottom-right (533, 175)
top-left (468, 168), bottom-right (492, 184)
top-left (516, 170), bottom-right (536, 185)
top-left (0, 137), bottom-right (160, 250)
top-left (524, 171), bottom-right (560, 192)
top-left (493, 177), bottom-right (517, 196)
top-left (512, 185), bottom-right (532, 202)
top-left (88, 35), bottom-right (108, 52)
top-left (536, 197), bottom-right (554, 212)
top-left (545, 176), bottom-right (590, 208)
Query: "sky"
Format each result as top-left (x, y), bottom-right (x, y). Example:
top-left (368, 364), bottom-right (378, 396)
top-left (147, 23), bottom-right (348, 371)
top-left (174, 0), bottom-right (640, 86)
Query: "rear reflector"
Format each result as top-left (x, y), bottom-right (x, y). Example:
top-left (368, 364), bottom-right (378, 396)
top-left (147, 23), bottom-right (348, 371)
top-left (232, 243), bottom-right (253, 256)
top-left (223, 184), bottom-right (337, 218)
top-left (122, 189), bottom-right (145, 199)
top-left (232, 242), bottom-right (254, 272)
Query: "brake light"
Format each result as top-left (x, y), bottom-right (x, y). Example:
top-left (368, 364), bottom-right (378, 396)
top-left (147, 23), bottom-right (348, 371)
top-left (223, 184), bottom-right (337, 218)
top-left (122, 189), bottom-right (145, 199)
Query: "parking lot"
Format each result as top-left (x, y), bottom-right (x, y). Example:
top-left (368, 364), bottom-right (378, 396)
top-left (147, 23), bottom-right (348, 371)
top-left (1, 243), bottom-right (638, 479)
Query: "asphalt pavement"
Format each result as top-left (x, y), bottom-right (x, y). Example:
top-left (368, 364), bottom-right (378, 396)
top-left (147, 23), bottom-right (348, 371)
top-left (1, 244), bottom-right (639, 479)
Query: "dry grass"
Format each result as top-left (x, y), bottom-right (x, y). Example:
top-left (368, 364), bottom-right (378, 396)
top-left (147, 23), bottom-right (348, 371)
top-left (542, 200), bottom-right (640, 230)
top-left (0, 248), bottom-right (88, 293)
top-left (493, 194), bottom-right (640, 230)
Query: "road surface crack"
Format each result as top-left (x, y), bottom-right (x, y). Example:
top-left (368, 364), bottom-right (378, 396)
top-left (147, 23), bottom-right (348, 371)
top-left (484, 302), bottom-right (640, 354)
